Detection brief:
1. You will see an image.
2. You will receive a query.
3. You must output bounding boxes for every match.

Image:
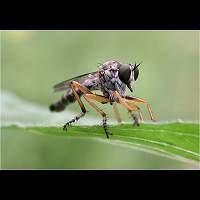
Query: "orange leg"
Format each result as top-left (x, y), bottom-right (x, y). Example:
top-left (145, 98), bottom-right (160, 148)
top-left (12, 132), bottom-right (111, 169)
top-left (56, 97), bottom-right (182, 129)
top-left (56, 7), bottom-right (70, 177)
top-left (63, 81), bottom-right (88, 130)
top-left (113, 91), bottom-right (136, 111)
top-left (125, 96), bottom-right (156, 121)
top-left (113, 91), bottom-right (140, 126)
top-left (126, 100), bottom-right (144, 122)
top-left (65, 81), bottom-right (111, 138)
top-left (83, 94), bottom-right (111, 138)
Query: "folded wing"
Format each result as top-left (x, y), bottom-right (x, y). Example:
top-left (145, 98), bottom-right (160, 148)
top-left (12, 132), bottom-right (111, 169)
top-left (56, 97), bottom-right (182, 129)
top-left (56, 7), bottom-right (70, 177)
top-left (53, 71), bottom-right (99, 92)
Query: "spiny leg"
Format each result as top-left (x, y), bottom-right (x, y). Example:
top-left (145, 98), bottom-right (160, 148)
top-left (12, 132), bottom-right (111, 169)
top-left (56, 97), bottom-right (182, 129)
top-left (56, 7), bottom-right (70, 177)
top-left (126, 100), bottom-right (144, 122)
top-left (83, 94), bottom-right (111, 138)
top-left (65, 81), bottom-right (111, 138)
top-left (125, 96), bottom-right (156, 121)
top-left (112, 103), bottom-right (122, 124)
top-left (128, 111), bottom-right (140, 126)
top-left (113, 91), bottom-right (140, 126)
top-left (63, 81), bottom-right (88, 130)
top-left (63, 112), bottom-right (85, 130)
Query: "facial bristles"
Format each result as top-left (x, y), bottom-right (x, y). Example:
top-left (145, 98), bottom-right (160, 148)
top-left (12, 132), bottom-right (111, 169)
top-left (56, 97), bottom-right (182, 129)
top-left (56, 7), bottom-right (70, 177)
top-left (134, 62), bottom-right (140, 69)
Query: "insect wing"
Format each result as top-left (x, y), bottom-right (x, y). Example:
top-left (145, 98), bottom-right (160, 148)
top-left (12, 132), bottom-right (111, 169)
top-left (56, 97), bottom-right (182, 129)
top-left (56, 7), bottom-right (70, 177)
top-left (53, 71), bottom-right (98, 92)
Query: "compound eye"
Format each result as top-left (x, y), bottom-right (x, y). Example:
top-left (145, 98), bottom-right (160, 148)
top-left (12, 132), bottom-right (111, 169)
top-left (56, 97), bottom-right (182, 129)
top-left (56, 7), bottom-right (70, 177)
top-left (118, 64), bottom-right (131, 84)
top-left (134, 67), bottom-right (139, 81)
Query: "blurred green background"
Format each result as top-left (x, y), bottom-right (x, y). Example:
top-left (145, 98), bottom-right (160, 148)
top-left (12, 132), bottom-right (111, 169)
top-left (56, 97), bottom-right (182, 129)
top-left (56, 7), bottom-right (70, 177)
top-left (2, 31), bottom-right (199, 120)
top-left (1, 31), bottom-right (199, 169)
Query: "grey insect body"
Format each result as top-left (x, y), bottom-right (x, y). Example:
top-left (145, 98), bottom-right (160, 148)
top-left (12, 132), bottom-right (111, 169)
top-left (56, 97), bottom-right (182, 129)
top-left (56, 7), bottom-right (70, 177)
top-left (50, 60), bottom-right (138, 111)
top-left (49, 59), bottom-right (156, 138)
top-left (98, 60), bottom-right (127, 102)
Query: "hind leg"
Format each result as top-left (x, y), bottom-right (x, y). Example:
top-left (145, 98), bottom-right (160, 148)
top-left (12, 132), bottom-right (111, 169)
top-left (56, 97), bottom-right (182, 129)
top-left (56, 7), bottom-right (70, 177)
top-left (63, 81), bottom-right (111, 138)
top-left (63, 82), bottom-right (88, 130)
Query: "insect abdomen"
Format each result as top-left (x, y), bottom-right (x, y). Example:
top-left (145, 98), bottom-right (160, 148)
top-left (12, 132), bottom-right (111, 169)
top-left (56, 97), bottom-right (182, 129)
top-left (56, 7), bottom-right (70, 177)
top-left (49, 92), bottom-right (77, 112)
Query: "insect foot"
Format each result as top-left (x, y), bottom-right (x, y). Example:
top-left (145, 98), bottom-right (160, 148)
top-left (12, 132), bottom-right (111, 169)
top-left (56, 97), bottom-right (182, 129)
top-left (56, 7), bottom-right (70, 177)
top-left (63, 113), bottom-right (86, 131)
top-left (63, 117), bottom-right (77, 131)
top-left (63, 124), bottom-right (67, 131)
top-left (131, 113), bottom-right (140, 127)
top-left (63, 118), bottom-right (78, 131)
top-left (63, 122), bottom-right (71, 131)
top-left (102, 115), bottom-right (112, 138)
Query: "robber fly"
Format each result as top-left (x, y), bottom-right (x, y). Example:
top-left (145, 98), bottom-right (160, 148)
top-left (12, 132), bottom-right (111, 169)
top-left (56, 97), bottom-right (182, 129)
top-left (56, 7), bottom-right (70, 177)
top-left (49, 60), bottom-right (155, 138)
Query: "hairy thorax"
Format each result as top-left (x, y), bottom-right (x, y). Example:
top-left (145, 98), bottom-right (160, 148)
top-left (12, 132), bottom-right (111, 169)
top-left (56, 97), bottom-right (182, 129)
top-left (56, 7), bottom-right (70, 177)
top-left (98, 60), bottom-right (126, 101)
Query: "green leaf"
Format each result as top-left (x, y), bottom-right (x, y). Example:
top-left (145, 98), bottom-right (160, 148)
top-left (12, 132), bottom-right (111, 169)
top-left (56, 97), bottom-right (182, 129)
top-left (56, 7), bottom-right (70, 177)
top-left (25, 122), bottom-right (199, 162)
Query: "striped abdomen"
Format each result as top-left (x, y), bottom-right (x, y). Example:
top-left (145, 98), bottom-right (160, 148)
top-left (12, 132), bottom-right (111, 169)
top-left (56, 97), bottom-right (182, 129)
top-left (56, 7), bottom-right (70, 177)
top-left (49, 90), bottom-right (81, 112)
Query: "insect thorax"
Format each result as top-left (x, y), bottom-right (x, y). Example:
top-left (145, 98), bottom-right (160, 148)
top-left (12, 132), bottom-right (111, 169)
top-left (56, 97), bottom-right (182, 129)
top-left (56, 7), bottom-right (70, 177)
top-left (98, 60), bottom-right (126, 101)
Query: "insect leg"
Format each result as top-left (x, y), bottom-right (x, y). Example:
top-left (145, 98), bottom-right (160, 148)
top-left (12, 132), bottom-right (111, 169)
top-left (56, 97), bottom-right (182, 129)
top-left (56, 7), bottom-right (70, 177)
top-left (65, 81), bottom-right (111, 138)
top-left (63, 81), bottom-right (87, 130)
top-left (125, 96), bottom-right (156, 121)
top-left (112, 103), bottom-right (122, 123)
top-left (125, 100), bottom-right (144, 122)
top-left (83, 94), bottom-right (111, 138)
top-left (112, 91), bottom-right (140, 126)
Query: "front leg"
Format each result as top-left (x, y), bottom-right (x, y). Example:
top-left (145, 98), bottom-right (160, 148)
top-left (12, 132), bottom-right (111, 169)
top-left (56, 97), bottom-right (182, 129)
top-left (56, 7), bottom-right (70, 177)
top-left (125, 96), bottom-right (156, 121)
top-left (112, 91), bottom-right (140, 126)
top-left (129, 111), bottom-right (140, 126)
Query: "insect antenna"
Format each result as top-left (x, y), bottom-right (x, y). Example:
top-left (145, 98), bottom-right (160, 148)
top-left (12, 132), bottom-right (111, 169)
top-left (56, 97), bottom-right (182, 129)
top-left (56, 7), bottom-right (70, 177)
top-left (134, 61), bottom-right (143, 71)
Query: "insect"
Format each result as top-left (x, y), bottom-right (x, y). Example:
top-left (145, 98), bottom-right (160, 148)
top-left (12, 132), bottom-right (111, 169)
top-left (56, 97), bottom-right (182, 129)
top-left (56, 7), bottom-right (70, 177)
top-left (49, 60), bottom-right (155, 138)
